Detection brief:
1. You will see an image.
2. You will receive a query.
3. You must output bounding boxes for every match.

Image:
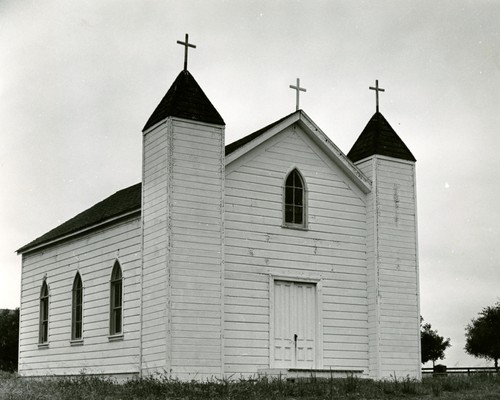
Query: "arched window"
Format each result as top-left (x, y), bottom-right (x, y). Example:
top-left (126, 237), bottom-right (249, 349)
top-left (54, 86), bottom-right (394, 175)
top-left (72, 273), bottom-right (83, 340)
top-left (284, 169), bottom-right (306, 227)
top-left (39, 280), bottom-right (49, 344)
top-left (110, 261), bottom-right (123, 336)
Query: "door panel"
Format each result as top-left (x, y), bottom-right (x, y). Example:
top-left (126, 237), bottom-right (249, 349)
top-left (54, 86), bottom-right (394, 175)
top-left (273, 280), bottom-right (316, 368)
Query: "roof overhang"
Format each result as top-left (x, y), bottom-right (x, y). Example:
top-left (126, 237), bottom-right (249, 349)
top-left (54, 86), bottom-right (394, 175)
top-left (17, 209), bottom-right (140, 255)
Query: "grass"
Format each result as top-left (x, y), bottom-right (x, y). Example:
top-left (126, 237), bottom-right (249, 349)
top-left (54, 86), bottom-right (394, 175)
top-left (0, 371), bottom-right (500, 399)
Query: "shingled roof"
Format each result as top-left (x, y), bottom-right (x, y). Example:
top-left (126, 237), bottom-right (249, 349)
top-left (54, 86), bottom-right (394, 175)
top-left (225, 111), bottom-right (297, 156)
top-left (347, 112), bottom-right (416, 163)
top-left (143, 70), bottom-right (224, 131)
top-left (17, 183), bottom-right (142, 253)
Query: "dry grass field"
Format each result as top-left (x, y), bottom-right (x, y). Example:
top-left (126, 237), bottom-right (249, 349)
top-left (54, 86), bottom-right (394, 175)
top-left (1, 371), bottom-right (499, 399)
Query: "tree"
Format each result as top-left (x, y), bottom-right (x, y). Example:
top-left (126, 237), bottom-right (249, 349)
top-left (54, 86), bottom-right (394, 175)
top-left (465, 302), bottom-right (500, 371)
top-left (421, 317), bottom-right (451, 366)
top-left (0, 308), bottom-right (19, 372)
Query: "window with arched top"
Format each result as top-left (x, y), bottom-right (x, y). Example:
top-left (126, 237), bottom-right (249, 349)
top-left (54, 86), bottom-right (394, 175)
top-left (39, 280), bottom-right (49, 344)
top-left (284, 169), bottom-right (306, 228)
top-left (110, 261), bottom-right (123, 336)
top-left (72, 273), bottom-right (83, 340)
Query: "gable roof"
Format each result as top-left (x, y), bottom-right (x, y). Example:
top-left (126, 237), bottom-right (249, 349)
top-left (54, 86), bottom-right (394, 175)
top-left (347, 111), bottom-right (416, 163)
top-left (143, 70), bottom-right (225, 131)
top-left (225, 111), bottom-right (296, 156)
top-left (17, 183), bottom-right (142, 254)
top-left (225, 110), bottom-right (372, 195)
top-left (18, 111), bottom-right (373, 254)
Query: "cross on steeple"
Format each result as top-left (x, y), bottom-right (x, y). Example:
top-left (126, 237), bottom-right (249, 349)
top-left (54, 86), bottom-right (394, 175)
top-left (289, 78), bottom-right (307, 111)
top-left (369, 79), bottom-right (385, 113)
top-left (177, 33), bottom-right (196, 71)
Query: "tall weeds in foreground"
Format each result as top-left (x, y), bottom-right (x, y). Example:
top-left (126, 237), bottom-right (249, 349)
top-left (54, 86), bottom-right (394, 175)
top-left (1, 371), bottom-right (500, 399)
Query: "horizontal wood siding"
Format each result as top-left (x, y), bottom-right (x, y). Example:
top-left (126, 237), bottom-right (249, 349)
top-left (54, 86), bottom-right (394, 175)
top-left (356, 156), bottom-right (419, 379)
top-left (355, 159), bottom-right (379, 378)
top-left (141, 122), bottom-right (169, 373)
top-left (19, 217), bottom-right (141, 376)
top-left (224, 125), bottom-right (369, 376)
top-left (375, 157), bottom-right (419, 378)
top-left (169, 119), bottom-right (224, 379)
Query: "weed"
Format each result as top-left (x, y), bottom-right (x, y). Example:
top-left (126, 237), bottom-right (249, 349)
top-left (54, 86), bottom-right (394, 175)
top-left (1, 371), bottom-right (500, 399)
top-left (341, 373), bottom-right (359, 394)
top-left (430, 380), bottom-right (442, 397)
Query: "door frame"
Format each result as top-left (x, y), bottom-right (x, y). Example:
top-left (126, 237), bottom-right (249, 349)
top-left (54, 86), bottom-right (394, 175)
top-left (269, 274), bottom-right (323, 369)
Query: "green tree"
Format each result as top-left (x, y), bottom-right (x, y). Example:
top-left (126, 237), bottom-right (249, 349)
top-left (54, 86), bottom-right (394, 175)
top-left (465, 302), bottom-right (500, 371)
top-left (421, 317), bottom-right (451, 366)
top-left (0, 308), bottom-right (19, 372)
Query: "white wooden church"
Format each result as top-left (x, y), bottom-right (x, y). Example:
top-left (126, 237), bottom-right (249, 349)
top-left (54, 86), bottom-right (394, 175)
top-left (17, 39), bottom-right (421, 380)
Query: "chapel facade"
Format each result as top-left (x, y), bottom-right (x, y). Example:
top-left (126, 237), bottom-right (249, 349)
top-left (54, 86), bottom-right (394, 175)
top-left (17, 63), bottom-right (421, 380)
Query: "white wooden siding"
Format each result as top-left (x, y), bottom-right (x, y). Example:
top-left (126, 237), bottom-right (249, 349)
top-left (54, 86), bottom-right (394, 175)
top-left (19, 216), bottom-right (141, 376)
top-left (169, 119), bottom-right (224, 380)
top-left (141, 117), bottom-right (224, 379)
top-left (355, 156), bottom-right (419, 379)
top-left (141, 121), bottom-right (169, 373)
top-left (224, 124), bottom-right (369, 375)
top-left (376, 157), bottom-right (419, 378)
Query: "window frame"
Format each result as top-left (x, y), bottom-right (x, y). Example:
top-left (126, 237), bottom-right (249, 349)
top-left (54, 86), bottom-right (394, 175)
top-left (39, 280), bottom-right (49, 345)
top-left (109, 261), bottom-right (123, 338)
top-left (71, 272), bottom-right (83, 342)
top-left (283, 168), bottom-right (307, 229)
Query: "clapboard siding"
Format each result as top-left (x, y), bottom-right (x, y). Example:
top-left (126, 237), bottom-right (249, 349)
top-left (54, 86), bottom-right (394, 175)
top-left (18, 216), bottom-right (141, 376)
top-left (224, 125), bottom-right (369, 376)
top-left (143, 118), bottom-right (225, 379)
top-left (355, 156), bottom-right (419, 379)
top-left (141, 121), bottom-right (169, 374)
top-left (141, 117), bottom-right (225, 378)
top-left (376, 158), bottom-right (419, 378)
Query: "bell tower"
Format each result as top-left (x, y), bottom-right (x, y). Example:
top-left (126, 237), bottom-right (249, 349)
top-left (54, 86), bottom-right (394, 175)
top-left (140, 35), bottom-right (225, 379)
top-left (348, 90), bottom-right (420, 380)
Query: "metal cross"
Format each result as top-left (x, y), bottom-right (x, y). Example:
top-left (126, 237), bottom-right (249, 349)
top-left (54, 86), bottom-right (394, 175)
top-left (177, 33), bottom-right (196, 71)
top-left (289, 78), bottom-right (307, 111)
top-left (369, 79), bottom-right (385, 112)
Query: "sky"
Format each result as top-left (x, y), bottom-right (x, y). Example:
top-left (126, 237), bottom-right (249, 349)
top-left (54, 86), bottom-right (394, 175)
top-left (1, 0), bottom-right (500, 368)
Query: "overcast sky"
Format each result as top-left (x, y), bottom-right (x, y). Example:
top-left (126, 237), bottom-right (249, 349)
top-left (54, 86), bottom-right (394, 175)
top-left (1, 0), bottom-right (500, 368)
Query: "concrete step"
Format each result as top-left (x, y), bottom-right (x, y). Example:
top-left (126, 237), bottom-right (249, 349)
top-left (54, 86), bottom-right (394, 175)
top-left (258, 368), bottom-right (364, 380)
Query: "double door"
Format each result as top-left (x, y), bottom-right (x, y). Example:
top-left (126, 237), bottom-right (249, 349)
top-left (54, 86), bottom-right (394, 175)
top-left (273, 280), bottom-right (316, 368)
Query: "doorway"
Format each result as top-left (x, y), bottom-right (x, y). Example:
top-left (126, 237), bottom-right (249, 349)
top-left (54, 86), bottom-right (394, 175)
top-left (272, 280), bottom-right (317, 368)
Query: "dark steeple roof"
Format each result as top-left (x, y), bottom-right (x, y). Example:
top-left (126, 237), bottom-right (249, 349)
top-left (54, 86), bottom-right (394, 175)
top-left (143, 70), bottom-right (224, 131)
top-left (347, 112), bottom-right (416, 163)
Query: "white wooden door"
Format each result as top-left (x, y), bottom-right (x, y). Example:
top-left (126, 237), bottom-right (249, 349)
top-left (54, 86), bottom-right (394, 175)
top-left (273, 280), bottom-right (316, 368)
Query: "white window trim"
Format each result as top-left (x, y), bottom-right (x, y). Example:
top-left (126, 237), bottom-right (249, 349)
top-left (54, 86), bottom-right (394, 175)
top-left (282, 168), bottom-right (308, 230)
top-left (109, 260), bottom-right (124, 338)
top-left (71, 272), bottom-right (84, 342)
top-left (39, 280), bottom-right (50, 346)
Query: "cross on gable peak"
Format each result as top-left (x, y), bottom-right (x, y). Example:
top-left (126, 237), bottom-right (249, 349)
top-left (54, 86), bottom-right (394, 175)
top-left (177, 33), bottom-right (196, 71)
top-left (289, 78), bottom-right (307, 111)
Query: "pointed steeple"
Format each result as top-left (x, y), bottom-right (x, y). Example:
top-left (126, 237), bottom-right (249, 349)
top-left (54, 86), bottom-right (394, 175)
top-left (143, 70), bottom-right (225, 131)
top-left (347, 112), bottom-right (416, 163)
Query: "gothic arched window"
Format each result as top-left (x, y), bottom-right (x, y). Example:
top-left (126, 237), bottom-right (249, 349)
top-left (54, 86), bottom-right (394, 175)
top-left (110, 261), bottom-right (123, 336)
top-left (284, 169), bottom-right (306, 228)
top-left (39, 280), bottom-right (49, 344)
top-left (72, 272), bottom-right (83, 340)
